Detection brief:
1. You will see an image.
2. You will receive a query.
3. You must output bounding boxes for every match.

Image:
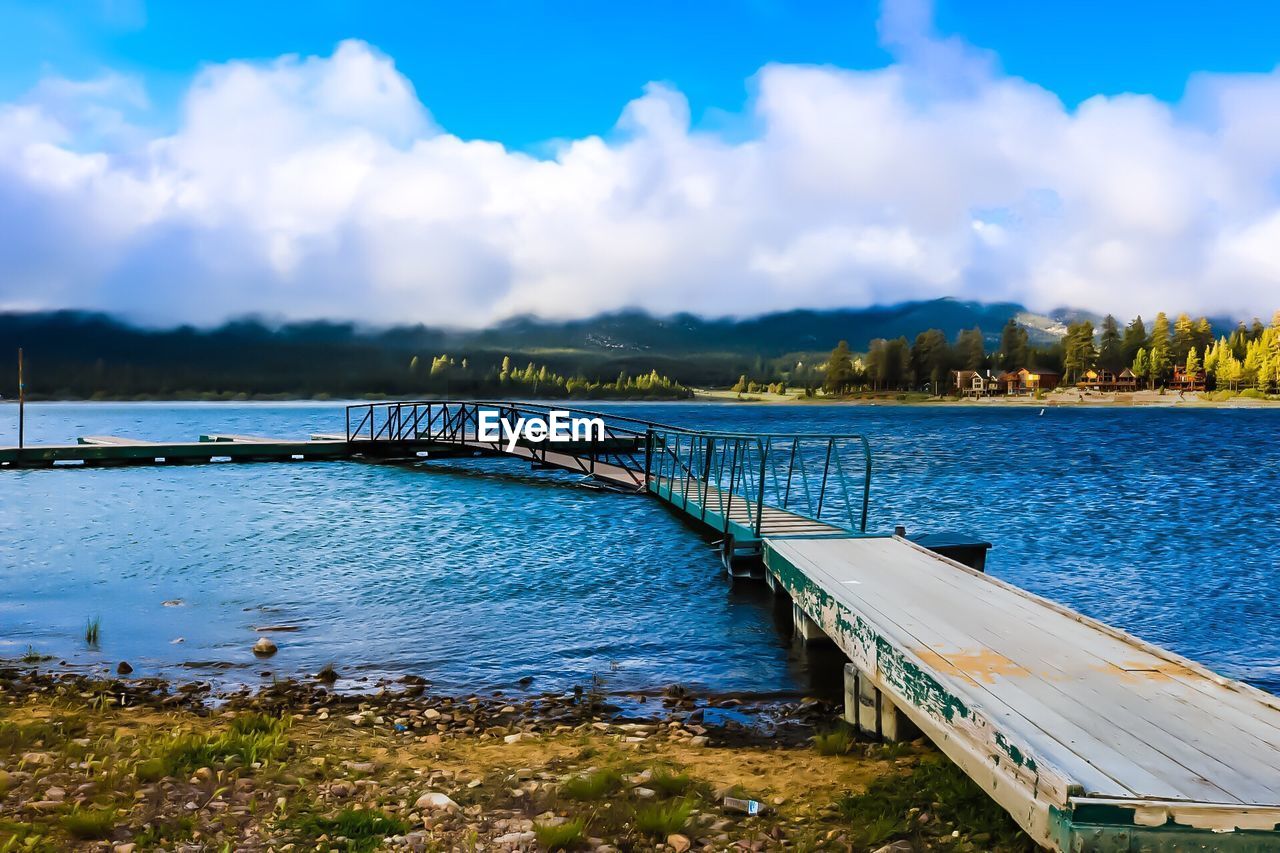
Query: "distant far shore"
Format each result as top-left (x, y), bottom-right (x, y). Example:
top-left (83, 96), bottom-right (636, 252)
top-left (3, 389), bottom-right (1279, 408)
top-left (692, 387), bottom-right (1280, 408)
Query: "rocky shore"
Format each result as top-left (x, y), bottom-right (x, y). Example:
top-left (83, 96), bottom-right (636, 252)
top-left (0, 667), bottom-right (1032, 852)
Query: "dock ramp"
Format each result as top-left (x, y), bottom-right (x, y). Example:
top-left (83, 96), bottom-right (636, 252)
top-left (764, 535), bottom-right (1280, 850)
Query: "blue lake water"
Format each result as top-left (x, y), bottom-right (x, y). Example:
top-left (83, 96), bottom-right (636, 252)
top-left (1, 401), bottom-right (1278, 698)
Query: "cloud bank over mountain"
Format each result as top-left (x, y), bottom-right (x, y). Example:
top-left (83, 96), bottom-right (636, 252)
top-left (3, 0), bottom-right (1280, 326)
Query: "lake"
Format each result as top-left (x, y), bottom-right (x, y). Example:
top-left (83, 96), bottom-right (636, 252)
top-left (1, 401), bottom-right (1277, 699)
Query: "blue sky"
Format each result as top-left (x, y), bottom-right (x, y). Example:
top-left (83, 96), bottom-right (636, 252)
top-left (4, 0), bottom-right (1279, 148)
top-left (3, 0), bottom-right (1280, 325)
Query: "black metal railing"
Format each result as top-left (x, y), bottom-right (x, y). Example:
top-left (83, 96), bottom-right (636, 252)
top-left (345, 400), bottom-right (653, 487)
top-left (344, 400), bottom-right (871, 532)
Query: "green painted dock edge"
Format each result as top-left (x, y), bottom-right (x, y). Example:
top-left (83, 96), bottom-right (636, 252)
top-left (761, 537), bottom-right (1280, 853)
top-left (647, 478), bottom-right (848, 546)
top-left (649, 478), bottom-right (765, 545)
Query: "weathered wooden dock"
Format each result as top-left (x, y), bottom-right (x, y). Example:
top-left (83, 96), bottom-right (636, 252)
top-left (4, 399), bottom-right (1278, 850)
top-left (767, 536), bottom-right (1280, 850)
top-left (0, 434), bottom-right (352, 466)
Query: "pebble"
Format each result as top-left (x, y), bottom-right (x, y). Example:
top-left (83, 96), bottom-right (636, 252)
top-left (493, 830), bottom-right (536, 845)
top-left (252, 637), bottom-right (278, 657)
top-left (117, 661), bottom-right (133, 675)
top-left (667, 833), bottom-right (692, 853)
top-left (634, 787), bottom-right (656, 799)
top-left (414, 792), bottom-right (459, 812)
top-left (872, 842), bottom-right (914, 853)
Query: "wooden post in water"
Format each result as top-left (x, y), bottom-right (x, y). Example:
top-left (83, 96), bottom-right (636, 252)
top-left (17, 347), bottom-right (24, 451)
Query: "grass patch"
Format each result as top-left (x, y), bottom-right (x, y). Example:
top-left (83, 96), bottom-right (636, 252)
top-left (647, 765), bottom-right (695, 798)
top-left (836, 754), bottom-right (1033, 850)
top-left (0, 818), bottom-right (51, 852)
top-left (84, 616), bottom-right (100, 646)
top-left (21, 646), bottom-right (53, 663)
top-left (0, 714), bottom-right (87, 750)
top-left (560, 768), bottom-right (624, 801)
top-left (634, 799), bottom-right (693, 837)
top-left (811, 723), bottom-right (856, 756)
top-left (159, 712), bottom-right (290, 775)
top-left (62, 808), bottom-right (116, 840)
top-left (534, 818), bottom-right (587, 851)
top-left (132, 816), bottom-right (196, 848)
top-left (288, 808), bottom-right (410, 852)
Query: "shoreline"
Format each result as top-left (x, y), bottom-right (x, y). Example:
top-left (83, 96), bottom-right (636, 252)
top-left (0, 667), bottom-right (1030, 851)
top-left (3, 391), bottom-right (1278, 409)
top-left (690, 389), bottom-right (1280, 408)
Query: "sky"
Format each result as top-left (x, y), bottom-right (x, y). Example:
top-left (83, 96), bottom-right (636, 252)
top-left (3, 0), bottom-right (1280, 326)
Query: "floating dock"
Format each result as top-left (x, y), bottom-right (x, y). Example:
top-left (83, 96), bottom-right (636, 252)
top-left (0, 434), bottom-right (353, 466)
top-left (4, 399), bottom-right (1279, 850)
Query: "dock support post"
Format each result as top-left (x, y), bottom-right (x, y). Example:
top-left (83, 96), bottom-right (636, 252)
top-left (792, 603), bottom-right (828, 643)
top-left (843, 663), bottom-right (919, 742)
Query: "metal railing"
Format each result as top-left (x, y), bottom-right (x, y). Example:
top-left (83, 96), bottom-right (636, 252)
top-left (344, 400), bottom-right (872, 533)
top-left (647, 428), bottom-right (871, 536)
top-left (345, 400), bottom-right (653, 487)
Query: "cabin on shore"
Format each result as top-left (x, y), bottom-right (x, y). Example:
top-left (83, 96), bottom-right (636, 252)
top-left (1169, 365), bottom-right (1207, 392)
top-left (997, 368), bottom-right (1062, 395)
top-left (952, 369), bottom-right (1000, 397)
top-left (1076, 368), bottom-right (1140, 392)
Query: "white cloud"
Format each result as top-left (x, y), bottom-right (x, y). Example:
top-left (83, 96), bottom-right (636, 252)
top-left (3, 3), bottom-right (1280, 326)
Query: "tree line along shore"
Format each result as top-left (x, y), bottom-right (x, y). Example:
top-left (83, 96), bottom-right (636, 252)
top-left (5, 308), bottom-right (1280, 403)
top-left (803, 310), bottom-right (1280, 402)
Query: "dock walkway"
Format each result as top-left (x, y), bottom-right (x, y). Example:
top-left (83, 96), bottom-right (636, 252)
top-left (766, 535), bottom-right (1280, 849)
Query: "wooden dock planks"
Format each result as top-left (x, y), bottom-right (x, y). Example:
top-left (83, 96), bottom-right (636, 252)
top-left (650, 477), bottom-right (845, 540)
top-left (764, 534), bottom-right (1280, 850)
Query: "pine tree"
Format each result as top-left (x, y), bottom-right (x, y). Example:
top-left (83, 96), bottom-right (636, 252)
top-left (1231, 323), bottom-right (1249, 359)
top-left (1063, 321), bottom-right (1097, 382)
top-left (1172, 313), bottom-right (1195, 362)
top-left (1192, 317), bottom-right (1214, 354)
top-left (822, 340), bottom-right (856, 394)
top-left (1204, 338), bottom-right (1223, 381)
top-left (1132, 348), bottom-right (1149, 386)
top-left (1099, 315), bottom-right (1123, 371)
top-left (998, 318), bottom-right (1028, 370)
top-left (1185, 347), bottom-right (1201, 378)
top-left (955, 327), bottom-right (986, 372)
top-left (1122, 315), bottom-right (1148, 366)
top-left (1149, 313), bottom-right (1171, 388)
top-left (910, 329), bottom-right (951, 393)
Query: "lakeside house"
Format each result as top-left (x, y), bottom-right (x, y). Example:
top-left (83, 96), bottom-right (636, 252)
top-left (1076, 368), bottom-right (1140, 392)
top-left (996, 368), bottom-right (1063, 395)
top-left (1169, 365), bottom-right (1207, 392)
top-left (953, 369), bottom-right (1000, 397)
